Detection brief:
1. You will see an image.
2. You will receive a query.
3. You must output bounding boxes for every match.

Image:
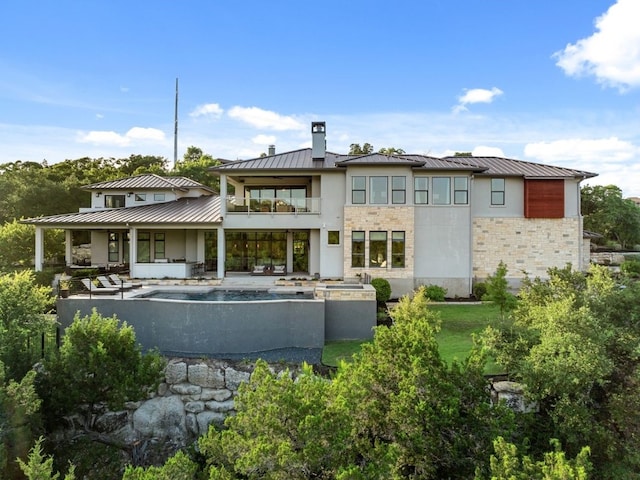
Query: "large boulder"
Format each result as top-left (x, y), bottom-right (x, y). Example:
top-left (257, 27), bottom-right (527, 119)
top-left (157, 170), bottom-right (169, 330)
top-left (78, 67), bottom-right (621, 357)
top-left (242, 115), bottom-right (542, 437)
top-left (132, 395), bottom-right (188, 443)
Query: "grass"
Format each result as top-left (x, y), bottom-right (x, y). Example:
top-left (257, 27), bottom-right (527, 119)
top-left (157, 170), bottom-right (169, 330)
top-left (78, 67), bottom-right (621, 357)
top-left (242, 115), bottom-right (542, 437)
top-left (322, 302), bottom-right (504, 374)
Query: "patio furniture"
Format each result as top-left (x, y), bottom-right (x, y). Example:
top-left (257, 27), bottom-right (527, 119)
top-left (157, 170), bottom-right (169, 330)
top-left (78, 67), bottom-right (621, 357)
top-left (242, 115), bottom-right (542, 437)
top-left (251, 265), bottom-right (266, 275)
top-left (108, 273), bottom-right (142, 289)
top-left (97, 275), bottom-right (132, 291)
top-left (80, 278), bottom-right (118, 295)
top-left (273, 265), bottom-right (286, 276)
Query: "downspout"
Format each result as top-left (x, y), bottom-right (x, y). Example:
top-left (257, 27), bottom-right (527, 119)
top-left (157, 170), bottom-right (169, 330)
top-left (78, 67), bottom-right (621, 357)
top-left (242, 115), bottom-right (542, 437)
top-left (468, 175), bottom-right (475, 296)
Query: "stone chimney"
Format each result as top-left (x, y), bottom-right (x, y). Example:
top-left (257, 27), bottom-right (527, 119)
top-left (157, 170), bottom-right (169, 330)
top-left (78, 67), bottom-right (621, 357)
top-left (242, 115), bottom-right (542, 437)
top-left (311, 121), bottom-right (326, 160)
top-left (268, 145), bottom-right (276, 156)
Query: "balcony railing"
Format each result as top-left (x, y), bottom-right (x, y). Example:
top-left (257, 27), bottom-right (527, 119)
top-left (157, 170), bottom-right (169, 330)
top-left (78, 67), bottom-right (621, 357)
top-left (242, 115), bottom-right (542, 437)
top-left (225, 196), bottom-right (321, 214)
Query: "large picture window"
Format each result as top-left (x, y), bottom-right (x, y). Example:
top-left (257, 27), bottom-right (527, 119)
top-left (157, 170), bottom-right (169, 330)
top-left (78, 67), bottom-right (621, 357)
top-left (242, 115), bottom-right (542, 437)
top-left (414, 177), bottom-right (429, 204)
top-left (370, 177), bottom-right (388, 204)
top-left (351, 231), bottom-right (365, 267)
top-left (369, 231), bottom-right (388, 268)
top-left (491, 178), bottom-right (505, 205)
top-left (352, 176), bottom-right (366, 204)
top-left (391, 231), bottom-right (405, 268)
top-left (432, 177), bottom-right (451, 205)
top-left (454, 177), bottom-right (469, 205)
top-left (392, 176), bottom-right (406, 204)
top-left (137, 232), bottom-right (150, 262)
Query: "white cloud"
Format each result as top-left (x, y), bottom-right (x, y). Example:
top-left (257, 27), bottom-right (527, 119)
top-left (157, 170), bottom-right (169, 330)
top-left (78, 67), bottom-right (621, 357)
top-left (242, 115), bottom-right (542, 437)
top-left (252, 134), bottom-right (277, 145)
top-left (227, 106), bottom-right (305, 131)
top-left (554, 0), bottom-right (640, 91)
top-left (77, 127), bottom-right (165, 146)
top-left (190, 103), bottom-right (224, 118)
top-left (453, 87), bottom-right (503, 113)
top-left (524, 137), bottom-right (637, 163)
top-left (472, 146), bottom-right (505, 157)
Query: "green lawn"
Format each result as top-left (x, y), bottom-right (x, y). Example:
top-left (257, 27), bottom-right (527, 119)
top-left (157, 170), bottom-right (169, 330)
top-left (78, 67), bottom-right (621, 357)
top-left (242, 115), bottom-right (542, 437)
top-left (322, 303), bottom-right (504, 374)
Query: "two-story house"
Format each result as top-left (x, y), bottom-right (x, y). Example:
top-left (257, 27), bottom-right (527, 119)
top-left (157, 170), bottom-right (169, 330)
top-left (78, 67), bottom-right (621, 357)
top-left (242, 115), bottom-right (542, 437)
top-left (25, 121), bottom-right (596, 297)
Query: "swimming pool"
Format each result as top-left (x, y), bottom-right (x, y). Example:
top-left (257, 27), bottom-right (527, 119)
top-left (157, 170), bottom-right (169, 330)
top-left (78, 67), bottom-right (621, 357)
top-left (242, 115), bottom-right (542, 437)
top-left (137, 289), bottom-right (314, 301)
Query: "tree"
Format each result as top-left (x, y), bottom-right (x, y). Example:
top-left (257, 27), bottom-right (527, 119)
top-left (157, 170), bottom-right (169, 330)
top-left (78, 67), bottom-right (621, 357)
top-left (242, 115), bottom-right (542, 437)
top-left (581, 184), bottom-right (640, 249)
top-left (171, 146), bottom-right (220, 191)
top-left (348, 143), bottom-right (374, 155)
top-left (378, 147), bottom-right (406, 155)
top-left (483, 261), bottom-right (517, 318)
top-left (41, 309), bottom-right (165, 425)
top-left (481, 264), bottom-right (640, 476)
top-left (0, 220), bottom-right (64, 270)
top-left (122, 450), bottom-right (197, 480)
top-left (17, 436), bottom-right (75, 480)
top-left (0, 271), bottom-right (54, 381)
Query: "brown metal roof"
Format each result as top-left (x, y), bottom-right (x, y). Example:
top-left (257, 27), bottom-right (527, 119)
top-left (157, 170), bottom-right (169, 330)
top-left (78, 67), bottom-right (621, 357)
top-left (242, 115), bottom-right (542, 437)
top-left (442, 156), bottom-right (597, 179)
top-left (212, 149), bottom-right (345, 171)
top-left (23, 195), bottom-right (222, 227)
top-left (83, 174), bottom-right (213, 191)
top-left (334, 153), bottom-right (425, 167)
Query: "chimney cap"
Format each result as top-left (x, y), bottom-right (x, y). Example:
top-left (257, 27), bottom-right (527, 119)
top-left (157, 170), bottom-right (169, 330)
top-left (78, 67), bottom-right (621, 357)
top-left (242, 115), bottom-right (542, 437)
top-left (311, 121), bottom-right (326, 133)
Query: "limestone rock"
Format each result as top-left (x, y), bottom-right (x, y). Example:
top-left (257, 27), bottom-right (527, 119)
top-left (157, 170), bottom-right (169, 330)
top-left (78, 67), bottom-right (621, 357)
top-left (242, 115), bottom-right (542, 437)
top-left (196, 411), bottom-right (226, 435)
top-left (188, 363), bottom-right (225, 388)
top-left (133, 396), bottom-right (188, 442)
top-left (165, 361), bottom-right (188, 384)
top-left (224, 367), bottom-right (251, 391)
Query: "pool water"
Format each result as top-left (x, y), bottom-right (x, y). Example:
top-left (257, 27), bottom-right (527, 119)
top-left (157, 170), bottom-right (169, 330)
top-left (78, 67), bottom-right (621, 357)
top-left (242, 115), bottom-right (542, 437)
top-left (139, 289), bottom-right (313, 301)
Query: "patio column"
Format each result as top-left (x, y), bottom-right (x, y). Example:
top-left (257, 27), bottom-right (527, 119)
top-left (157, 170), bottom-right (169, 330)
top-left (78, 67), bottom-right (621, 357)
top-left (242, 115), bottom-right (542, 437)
top-left (34, 226), bottom-right (44, 272)
top-left (65, 230), bottom-right (72, 266)
top-left (219, 174), bottom-right (227, 217)
top-left (129, 227), bottom-right (137, 276)
top-left (216, 226), bottom-right (225, 279)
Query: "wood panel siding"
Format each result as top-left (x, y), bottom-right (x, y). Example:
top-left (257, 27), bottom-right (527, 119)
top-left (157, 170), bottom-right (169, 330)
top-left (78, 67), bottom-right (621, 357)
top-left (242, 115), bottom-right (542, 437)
top-left (524, 179), bottom-right (564, 218)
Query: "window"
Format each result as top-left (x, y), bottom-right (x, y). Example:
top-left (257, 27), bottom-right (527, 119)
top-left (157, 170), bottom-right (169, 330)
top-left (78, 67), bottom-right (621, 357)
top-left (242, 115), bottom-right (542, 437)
top-left (454, 177), bottom-right (469, 205)
top-left (369, 231), bottom-right (388, 268)
top-left (491, 178), bottom-right (505, 205)
top-left (328, 230), bottom-right (340, 245)
top-left (135, 193), bottom-right (146, 202)
top-left (392, 231), bottom-right (405, 268)
top-left (351, 231), bottom-right (365, 267)
top-left (154, 193), bottom-right (166, 202)
top-left (432, 177), bottom-right (451, 205)
top-left (352, 176), bottom-right (366, 204)
top-left (154, 233), bottom-right (166, 259)
top-left (137, 232), bottom-right (150, 262)
top-left (370, 176), bottom-right (388, 204)
top-left (414, 177), bottom-right (429, 204)
top-left (108, 232), bottom-right (119, 262)
top-left (104, 195), bottom-right (125, 208)
top-left (392, 176), bottom-right (406, 204)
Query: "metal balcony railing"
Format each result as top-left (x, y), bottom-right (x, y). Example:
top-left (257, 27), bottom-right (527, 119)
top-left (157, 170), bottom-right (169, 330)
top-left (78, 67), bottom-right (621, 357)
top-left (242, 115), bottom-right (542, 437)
top-left (225, 196), bottom-right (321, 214)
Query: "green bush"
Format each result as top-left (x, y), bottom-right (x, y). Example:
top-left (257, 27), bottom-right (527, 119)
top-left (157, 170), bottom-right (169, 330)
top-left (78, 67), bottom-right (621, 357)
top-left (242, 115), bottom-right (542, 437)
top-left (422, 284), bottom-right (447, 302)
top-left (621, 257), bottom-right (640, 278)
top-left (473, 281), bottom-right (488, 300)
top-left (370, 278), bottom-right (392, 303)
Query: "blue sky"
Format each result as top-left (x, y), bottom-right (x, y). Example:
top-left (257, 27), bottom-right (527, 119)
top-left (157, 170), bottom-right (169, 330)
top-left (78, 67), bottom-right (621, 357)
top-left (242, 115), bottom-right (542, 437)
top-left (1, 0), bottom-right (639, 196)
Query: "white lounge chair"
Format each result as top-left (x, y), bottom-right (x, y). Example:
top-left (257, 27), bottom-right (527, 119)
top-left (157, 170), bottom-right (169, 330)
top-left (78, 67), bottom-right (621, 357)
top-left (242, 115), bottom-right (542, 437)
top-left (97, 275), bottom-right (131, 291)
top-left (273, 265), bottom-right (286, 276)
top-left (80, 278), bottom-right (118, 295)
top-left (108, 273), bottom-right (142, 289)
top-left (251, 265), bottom-right (266, 275)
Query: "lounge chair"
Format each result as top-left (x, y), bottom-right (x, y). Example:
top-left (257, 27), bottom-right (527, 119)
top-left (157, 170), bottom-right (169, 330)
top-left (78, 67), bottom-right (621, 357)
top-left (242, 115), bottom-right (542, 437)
top-left (80, 278), bottom-right (118, 295)
top-left (108, 273), bottom-right (142, 289)
top-left (273, 265), bottom-right (286, 276)
top-left (97, 275), bottom-right (132, 291)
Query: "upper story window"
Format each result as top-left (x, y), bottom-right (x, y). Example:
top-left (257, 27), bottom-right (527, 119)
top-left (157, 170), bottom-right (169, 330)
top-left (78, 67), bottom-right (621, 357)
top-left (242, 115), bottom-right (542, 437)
top-left (392, 176), bottom-right (406, 204)
top-left (154, 193), bottom-right (166, 202)
top-left (414, 177), bottom-right (429, 204)
top-left (328, 230), bottom-right (340, 245)
top-left (352, 176), bottom-right (366, 204)
top-left (432, 177), bottom-right (451, 205)
top-left (491, 178), bottom-right (505, 205)
top-left (370, 176), bottom-right (388, 204)
top-left (104, 195), bottom-right (125, 208)
top-left (454, 177), bottom-right (469, 205)
top-left (135, 193), bottom-right (146, 202)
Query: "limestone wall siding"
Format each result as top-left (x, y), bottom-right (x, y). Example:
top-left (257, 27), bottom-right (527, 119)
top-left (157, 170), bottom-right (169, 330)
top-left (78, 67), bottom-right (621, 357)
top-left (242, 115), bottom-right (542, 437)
top-left (473, 217), bottom-right (581, 281)
top-left (343, 206), bottom-right (415, 280)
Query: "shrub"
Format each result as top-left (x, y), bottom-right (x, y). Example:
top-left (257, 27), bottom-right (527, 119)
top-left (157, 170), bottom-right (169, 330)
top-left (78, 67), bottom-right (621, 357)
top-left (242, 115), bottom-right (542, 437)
top-left (473, 281), bottom-right (488, 300)
top-left (370, 278), bottom-right (391, 303)
top-left (620, 257), bottom-right (640, 278)
top-left (422, 284), bottom-right (447, 302)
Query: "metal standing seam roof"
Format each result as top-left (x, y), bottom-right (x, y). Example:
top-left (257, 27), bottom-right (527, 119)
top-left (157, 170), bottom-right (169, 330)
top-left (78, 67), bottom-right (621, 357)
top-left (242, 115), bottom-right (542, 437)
top-left (442, 156), bottom-right (597, 179)
top-left (22, 195), bottom-right (222, 226)
top-left (211, 149), bottom-right (345, 171)
top-left (334, 153), bottom-right (425, 166)
top-left (82, 174), bottom-right (214, 191)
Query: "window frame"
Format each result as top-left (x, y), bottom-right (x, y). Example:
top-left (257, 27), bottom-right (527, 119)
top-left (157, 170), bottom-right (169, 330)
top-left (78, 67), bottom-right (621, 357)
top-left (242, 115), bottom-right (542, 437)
top-left (491, 178), bottom-right (506, 206)
top-left (154, 233), bottom-right (166, 260)
top-left (351, 231), bottom-right (365, 268)
top-left (391, 231), bottom-right (405, 268)
top-left (432, 177), bottom-right (451, 205)
top-left (414, 177), bottom-right (429, 204)
top-left (352, 176), bottom-right (366, 204)
top-left (391, 176), bottom-right (406, 204)
top-left (154, 193), bottom-right (166, 202)
top-left (369, 231), bottom-right (388, 268)
top-left (328, 230), bottom-right (340, 246)
top-left (104, 194), bottom-right (125, 208)
top-left (369, 176), bottom-right (388, 205)
top-left (453, 177), bottom-right (469, 205)
top-left (108, 232), bottom-right (119, 263)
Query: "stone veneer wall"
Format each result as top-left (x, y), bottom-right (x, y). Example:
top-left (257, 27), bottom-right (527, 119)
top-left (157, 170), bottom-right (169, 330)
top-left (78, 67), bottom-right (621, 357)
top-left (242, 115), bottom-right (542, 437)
top-left (343, 206), bottom-right (415, 280)
top-left (473, 217), bottom-right (581, 282)
top-left (60, 358), bottom-right (297, 452)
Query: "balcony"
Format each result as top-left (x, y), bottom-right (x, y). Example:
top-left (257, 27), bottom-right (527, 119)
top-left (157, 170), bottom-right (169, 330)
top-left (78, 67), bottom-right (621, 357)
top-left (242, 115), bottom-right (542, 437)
top-left (226, 196), bottom-right (321, 215)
